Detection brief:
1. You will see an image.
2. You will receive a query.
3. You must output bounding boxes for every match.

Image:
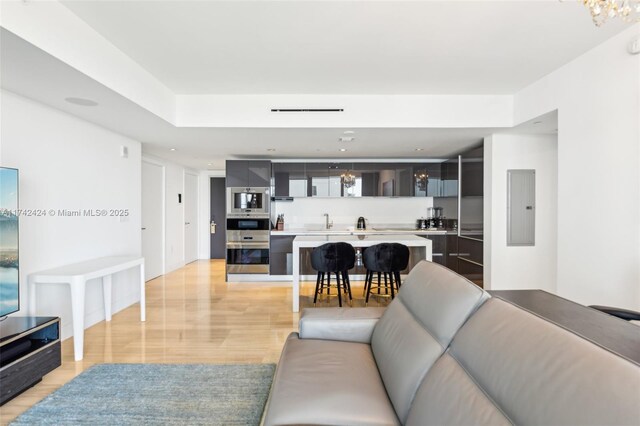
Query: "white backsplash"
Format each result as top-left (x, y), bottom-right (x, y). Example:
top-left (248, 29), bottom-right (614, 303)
top-left (272, 197), bottom-right (434, 228)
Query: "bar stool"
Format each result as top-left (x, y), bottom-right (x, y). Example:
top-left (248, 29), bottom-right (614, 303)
top-left (311, 242), bottom-right (355, 307)
top-left (363, 243), bottom-right (410, 305)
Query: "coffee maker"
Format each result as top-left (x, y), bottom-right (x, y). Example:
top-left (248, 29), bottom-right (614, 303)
top-left (426, 207), bottom-right (444, 228)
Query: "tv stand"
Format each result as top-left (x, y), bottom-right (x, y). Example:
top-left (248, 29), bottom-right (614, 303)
top-left (0, 317), bottom-right (61, 405)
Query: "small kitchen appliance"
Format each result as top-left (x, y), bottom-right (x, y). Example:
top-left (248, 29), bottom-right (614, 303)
top-left (357, 217), bottom-right (366, 230)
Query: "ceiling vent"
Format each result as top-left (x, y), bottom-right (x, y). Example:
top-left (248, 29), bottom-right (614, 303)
top-left (270, 108), bottom-right (344, 112)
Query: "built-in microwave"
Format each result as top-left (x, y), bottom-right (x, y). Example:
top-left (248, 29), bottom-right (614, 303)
top-left (227, 187), bottom-right (269, 217)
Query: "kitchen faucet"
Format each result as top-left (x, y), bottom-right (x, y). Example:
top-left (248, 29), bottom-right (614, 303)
top-left (323, 213), bottom-right (333, 229)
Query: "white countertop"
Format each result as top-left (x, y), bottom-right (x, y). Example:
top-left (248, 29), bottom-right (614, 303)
top-left (293, 234), bottom-right (432, 246)
top-left (272, 227), bottom-right (451, 236)
top-left (290, 234), bottom-right (432, 312)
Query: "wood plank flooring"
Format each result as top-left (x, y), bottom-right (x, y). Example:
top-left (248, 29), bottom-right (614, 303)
top-left (0, 260), bottom-right (385, 424)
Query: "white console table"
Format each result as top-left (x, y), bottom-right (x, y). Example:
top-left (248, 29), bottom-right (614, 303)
top-left (28, 256), bottom-right (146, 361)
top-left (292, 235), bottom-right (432, 312)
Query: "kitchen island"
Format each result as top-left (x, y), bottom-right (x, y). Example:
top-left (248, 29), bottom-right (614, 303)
top-left (291, 234), bottom-right (432, 312)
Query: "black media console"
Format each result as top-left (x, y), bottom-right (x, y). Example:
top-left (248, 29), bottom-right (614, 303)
top-left (0, 317), bottom-right (61, 405)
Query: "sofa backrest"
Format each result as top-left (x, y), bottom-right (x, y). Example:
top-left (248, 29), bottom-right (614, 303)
top-left (405, 297), bottom-right (640, 425)
top-left (370, 261), bottom-right (489, 423)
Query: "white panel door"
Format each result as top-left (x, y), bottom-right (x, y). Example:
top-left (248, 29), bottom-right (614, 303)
top-left (184, 172), bottom-right (198, 264)
top-left (142, 161), bottom-right (164, 281)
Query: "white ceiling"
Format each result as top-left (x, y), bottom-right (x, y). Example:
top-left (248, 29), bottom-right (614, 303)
top-left (1, 28), bottom-right (507, 169)
top-left (0, 1), bottom-right (618, 169)
top-left (60, 0), bottom-right (626, 95)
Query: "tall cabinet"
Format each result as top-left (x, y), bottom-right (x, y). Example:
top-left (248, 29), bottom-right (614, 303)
top-left (457, 146), bottom-right (484, 287)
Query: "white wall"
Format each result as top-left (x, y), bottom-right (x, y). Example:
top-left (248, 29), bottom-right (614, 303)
top-left (484, 134), bottom-right (558, 292)
top-left (272, 196), bottom-right (433, 229)
top-left (514, 25), bottom-right (640, 309)
top-left (0, 90), bottom-right (142, 339)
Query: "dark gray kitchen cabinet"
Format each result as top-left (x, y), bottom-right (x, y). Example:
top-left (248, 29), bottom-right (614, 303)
top-left (460, 147), bottom-right (483, 197)
top-left (270, 161), bottom-right (464, 198)
top-left (423, 234), bottom-right (446, 266)
top-left (425, 163), bottom-right (443, 197)
top-left (272, 163), bottom-right (307, 197)
top-left (305, 163), bottom-right (329, 197)
top-left (393, 163), bottom-right (413, 196)
top-left (328, 163), bottom-right (347, 197)
top-left (440, 159), bottom-right (459, 197)
top-left (270, 235), bottom-right (295, 275)
top-left (353, 163), bottom-right (381, 197)
top-left (226, 160), bottom-right (248, 187)
top-left (226, 160), bottom-right (271, 188)
top-left (446, 234), bottom-right (458, 272)
top-left (248, 161), bottom-right (271, 187)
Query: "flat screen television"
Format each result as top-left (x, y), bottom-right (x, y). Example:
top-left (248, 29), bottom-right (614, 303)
top-left (0, 167), bottom-right (19, 317)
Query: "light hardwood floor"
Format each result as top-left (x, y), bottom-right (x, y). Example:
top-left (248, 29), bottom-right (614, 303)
top-left (0, 259), bottom-right (384, 424)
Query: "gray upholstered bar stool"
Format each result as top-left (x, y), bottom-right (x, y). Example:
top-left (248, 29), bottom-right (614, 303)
top-left (363, 243), bottom-right (410, 305)
top-left (310, 242), bottom-right (355, 307)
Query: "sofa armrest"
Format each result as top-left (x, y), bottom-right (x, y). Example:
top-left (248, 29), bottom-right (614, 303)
top-left (299, 307), bottom-right (387, 343)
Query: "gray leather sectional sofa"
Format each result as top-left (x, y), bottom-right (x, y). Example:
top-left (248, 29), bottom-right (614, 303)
top-left (262, 261), bottom-right (640, 425)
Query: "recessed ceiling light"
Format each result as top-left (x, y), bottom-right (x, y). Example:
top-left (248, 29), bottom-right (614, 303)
top-left (207, 163), bottom-right (212, 166)
top-left (415, 148), bottom-right (424, 151)
top-left (267, 148), bottom-right (276, 152)
top-left (170, 148), bottom-right (176, 151)
top-left (65, 97), bottom-right (98, 107)
top-left (343, 130), bottom-right (355, 135)
top-left (339, 137), bottom-right (355, 142)
top-left (339, 148), bottom-right (347, 152)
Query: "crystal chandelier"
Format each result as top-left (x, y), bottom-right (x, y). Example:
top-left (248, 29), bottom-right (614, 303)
top-left (414, 172), bottom-right (428, 191)
top-left (341, 171), bottom-right (356, 188)
top-left (581, 0), bottom-right (640, 26)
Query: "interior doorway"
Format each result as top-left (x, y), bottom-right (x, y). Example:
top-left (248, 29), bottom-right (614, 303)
top-left (184, 172), bottom-right (199, 264)
top-left (210, 177), bottom-right (226, 259)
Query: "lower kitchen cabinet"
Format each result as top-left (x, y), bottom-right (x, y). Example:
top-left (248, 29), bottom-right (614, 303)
top-left (446, 235), bottom-right (459, 272)
top-left (422, 235), bottom-right (446, 266)
top-left (457, 236), bottom-right (483, 287)
top-left (270, 236), bottom-right (294, 275)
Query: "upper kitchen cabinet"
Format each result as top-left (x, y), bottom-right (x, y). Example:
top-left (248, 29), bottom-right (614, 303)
top-left (330, 163), bottom-right (359, 197)
top-left (226, 160), bottom-right (271, 188)
top-left (248, 161), bottom-right (271, 187)
top-left (460, 147), bottom-right (483, 197)
top-left (272, 162), bottom-right (307, 197)
top-left (270, 161), bottom-right (463, 198)
top-left (305, 163), bottom-right (330, 196)
top-left (440, 159), bottom-right (459, 197)
top-left (353, 163), bottom-right (381, 196)
top-left (304, 163), bottom-right (360, 197)
top-left (394, 163), bottom-right (415, 197)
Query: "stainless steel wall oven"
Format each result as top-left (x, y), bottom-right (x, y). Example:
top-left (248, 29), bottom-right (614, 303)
top-left (226, 218), bottom-right (270, 274)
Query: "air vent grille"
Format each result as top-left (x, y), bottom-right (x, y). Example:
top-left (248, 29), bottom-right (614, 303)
top-left (270, 108), bottom-right (344, 112)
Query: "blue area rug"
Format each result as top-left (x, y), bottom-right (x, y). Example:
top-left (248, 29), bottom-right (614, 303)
top-left (11, 363), bottom-right (276, 425)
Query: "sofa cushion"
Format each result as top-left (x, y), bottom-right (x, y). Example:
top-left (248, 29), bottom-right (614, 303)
top-left (371, 261), bottom-right (489, 423)
top-left (407, 298), bottom-right (640, 425)
top-left (405, 353), bottom-right (511, 426)
top-left (262, 333), bottom-right (400, 426)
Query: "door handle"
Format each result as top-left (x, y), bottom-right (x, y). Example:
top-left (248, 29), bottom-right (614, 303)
top-left (142, 228), bottom-right (146, 230)
top-left (185, 222), bottom-right (191, 225)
